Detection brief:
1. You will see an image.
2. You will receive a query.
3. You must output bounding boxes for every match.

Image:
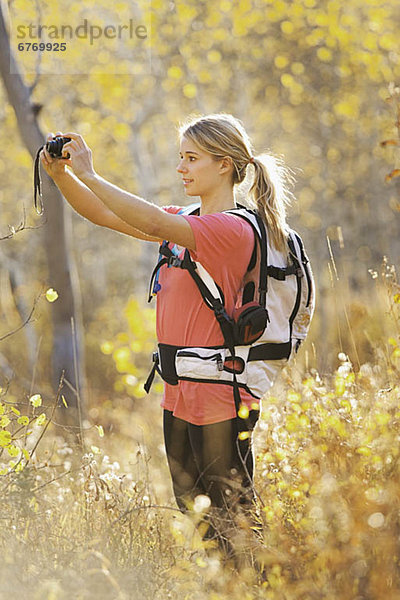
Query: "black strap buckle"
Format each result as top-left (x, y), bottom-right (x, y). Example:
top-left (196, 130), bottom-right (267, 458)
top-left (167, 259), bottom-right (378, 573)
top-left (168, 256), bottom-right (183, 268)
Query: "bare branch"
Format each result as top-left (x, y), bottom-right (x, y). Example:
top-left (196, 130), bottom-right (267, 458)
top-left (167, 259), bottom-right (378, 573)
top-left (27, 371), bottom-right (65, 462)
top-left (0, 293), bottom-right (40, 342)
top-left (0, 207), bottom-right (44, 241)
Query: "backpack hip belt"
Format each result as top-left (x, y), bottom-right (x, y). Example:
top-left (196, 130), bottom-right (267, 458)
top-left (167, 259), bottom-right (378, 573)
top-left (144, 340), bottom-right (292, 399)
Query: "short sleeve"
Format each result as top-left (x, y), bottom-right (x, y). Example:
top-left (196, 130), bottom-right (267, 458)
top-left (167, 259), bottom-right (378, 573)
top-left (182, 213), bottom-right (254, 275)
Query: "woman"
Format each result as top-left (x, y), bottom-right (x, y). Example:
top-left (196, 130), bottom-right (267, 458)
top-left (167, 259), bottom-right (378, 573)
top-left (40, 113), bottom-right (292, 569)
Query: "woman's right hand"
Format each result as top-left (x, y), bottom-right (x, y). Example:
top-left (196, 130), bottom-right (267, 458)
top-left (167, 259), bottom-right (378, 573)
top-left (40, 132), bottom-right (72, 180)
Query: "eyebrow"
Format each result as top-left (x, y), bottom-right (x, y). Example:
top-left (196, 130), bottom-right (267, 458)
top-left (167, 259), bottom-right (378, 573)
top-left (179, 150), bottom-right (200, 156)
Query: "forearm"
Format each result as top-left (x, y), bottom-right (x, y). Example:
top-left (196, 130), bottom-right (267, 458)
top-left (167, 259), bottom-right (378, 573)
top-left (81, 172), bottom-right (164, 238)
top-left (53, 168), bottom-right (109, 224)
top-left (53, 169), bottom-right (159, 240)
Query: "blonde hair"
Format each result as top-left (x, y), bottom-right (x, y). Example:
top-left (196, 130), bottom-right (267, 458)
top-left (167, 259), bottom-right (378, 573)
top-left (178, 112), bottom-right (294, 251)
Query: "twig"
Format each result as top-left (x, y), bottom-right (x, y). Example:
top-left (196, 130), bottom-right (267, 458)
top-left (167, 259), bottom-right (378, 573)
top-left (29, 468), bottom-right (74, 493)
top-left (27, 371), bottom-right (65, 463)
top-left (0, 207), bottom-right (43, 241)
top-left (71, 316), bottom-right (84, 450)
top-left (112, 503), bottom-right (182, 525)
top-left (0, 294), bottom-right (40, 342)
top-left (63, 377), bottom-right (77, 395)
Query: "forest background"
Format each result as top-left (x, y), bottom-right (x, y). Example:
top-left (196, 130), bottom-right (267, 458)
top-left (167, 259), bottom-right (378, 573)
top-left (1, 0), bottom-right (400, 599)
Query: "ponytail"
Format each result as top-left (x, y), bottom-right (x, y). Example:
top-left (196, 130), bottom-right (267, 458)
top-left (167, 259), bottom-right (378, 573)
top-left (246, 153), bottom-right (293, 252)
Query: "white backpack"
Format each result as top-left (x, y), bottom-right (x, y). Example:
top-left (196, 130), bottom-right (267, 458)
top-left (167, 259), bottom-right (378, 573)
top-left (145, 203), bottom-right (315, 420)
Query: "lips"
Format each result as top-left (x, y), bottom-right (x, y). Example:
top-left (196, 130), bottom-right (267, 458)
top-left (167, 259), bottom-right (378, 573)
top-left (182, 179), bottom-right (193, 186)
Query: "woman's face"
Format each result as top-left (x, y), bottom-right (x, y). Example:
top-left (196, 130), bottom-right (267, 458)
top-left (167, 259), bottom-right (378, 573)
top-left (176, 136), bottom-right (224, 197)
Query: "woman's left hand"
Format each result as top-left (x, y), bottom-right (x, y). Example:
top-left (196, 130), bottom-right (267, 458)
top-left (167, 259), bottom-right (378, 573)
top-left (60, 132), bottom-right (96, 182)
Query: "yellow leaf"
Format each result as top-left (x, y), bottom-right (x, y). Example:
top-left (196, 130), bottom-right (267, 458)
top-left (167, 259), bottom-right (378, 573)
top-left (380, 139), bottom-right (399, 147)
top-left (133, 384), bottom-right (147, 398)
top-left (45, 288), bottom-right (59, 302)
top-left (154, 382), bottom-right (164, 394)
top-left (291, 490), bottom-right (302, 499)
top-left (335, 377), bottom-right (346, 396)
top-left (183, 84), bottom-right (197, 99)
top-left (114, 123), bottom-right (130, 141)
top-left (275, 448), bottom-right (286, 461)
top-left (281, 73), bottom-right (295, 88)
top-left (168, 66), bottom-right (183, 79)
top-left (262, 507), bottom-right (274, 520)
top-left (287, 390), bottom-right (301, 403)
top-left (356, 446), bottom-right (371, 456)
top-left (7, 444), bottom-right (20, 457)
top-left (195, 556), bottom-right (207, 568)
top-left (29, 394), bottom-right (42, 408)
top-left (17, 416), bottom-right (29, 426)
top-left (11, 406), bottom-right (20, 415)
top-left (36, 413), bottom-right (47, 426)
top-left (100, 341), bottom-right (114, 355)
top-left (385, 169), bottom-right (400, 182)
top-left (61, 395), bottom-right (68, 408)
top-left (317, 47), bottom-right (332, 62)
top-left (275, 55), bottom-right (289, 69)
top-left (238, 404), bottom-right (249, 420)
top-left (207, 50), bottom-right (221, 64)
top-left (96, 425), bottom-right (104, 438)
top-left (0, 416), bottom-right (10, 427)
top-left (0, 430), bottom-right (12, 446)
top-left (281, 20), bottom-right (294, 35)
top-left (375, 413), bottom-right (390, 426)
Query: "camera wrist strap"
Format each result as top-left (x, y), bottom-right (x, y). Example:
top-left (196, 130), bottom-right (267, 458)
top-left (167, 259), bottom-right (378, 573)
top-left (33, 145), bottom-right (45, 215)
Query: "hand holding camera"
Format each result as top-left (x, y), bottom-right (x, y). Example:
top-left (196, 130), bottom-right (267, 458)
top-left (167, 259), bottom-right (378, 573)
top-left (40, 132), bottom-right (72, 180)
top-left (34, 132), bottom-right (95, 214)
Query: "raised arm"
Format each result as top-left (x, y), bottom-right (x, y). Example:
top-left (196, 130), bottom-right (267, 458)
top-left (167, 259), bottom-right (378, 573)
top-left (40, 133), bottom-right (164, 242)
top-left (56, 132), bottom-right (196, 251)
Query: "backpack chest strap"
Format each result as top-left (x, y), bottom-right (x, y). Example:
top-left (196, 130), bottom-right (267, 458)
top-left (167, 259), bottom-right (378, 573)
top-left (267, 264), bottom-right (302, 280)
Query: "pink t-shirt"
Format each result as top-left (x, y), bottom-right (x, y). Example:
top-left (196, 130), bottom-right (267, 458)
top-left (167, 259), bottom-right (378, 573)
top-left (156, 206), bottom-right (257, 425)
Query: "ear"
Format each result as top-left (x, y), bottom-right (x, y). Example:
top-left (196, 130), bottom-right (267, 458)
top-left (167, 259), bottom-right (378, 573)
top-left (219, 156), bottom-right (234, 175)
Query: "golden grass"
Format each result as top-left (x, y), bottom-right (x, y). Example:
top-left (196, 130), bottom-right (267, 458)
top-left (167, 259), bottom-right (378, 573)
top-left (1, 264), bottom-right (400, 599)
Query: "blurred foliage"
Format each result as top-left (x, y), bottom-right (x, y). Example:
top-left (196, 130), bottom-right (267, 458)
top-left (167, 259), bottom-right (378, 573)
top-left (100, 297), bottom-right (163, 398)
top-left (1, 0), bottom-right (400, 385)
top-left (1, 275), bottom-right (400, 597)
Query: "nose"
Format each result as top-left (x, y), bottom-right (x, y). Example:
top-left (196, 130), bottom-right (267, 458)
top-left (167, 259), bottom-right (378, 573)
top-left (176, 158), bottom-right (186, 173)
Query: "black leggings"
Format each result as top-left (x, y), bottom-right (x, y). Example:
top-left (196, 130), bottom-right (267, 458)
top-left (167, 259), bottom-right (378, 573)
top-left (163, 408), bottom-right (260, 556)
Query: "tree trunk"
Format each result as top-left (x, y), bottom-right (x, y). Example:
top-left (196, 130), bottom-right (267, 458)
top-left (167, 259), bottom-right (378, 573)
top-left (0, 4), bottom-right (86, 431)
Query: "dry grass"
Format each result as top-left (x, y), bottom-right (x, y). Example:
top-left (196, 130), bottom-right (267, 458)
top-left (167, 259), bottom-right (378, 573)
top-left (1, 265), bottom-right (400, 599)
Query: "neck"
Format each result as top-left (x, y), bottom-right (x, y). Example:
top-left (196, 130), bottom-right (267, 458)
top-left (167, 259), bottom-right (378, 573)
top-left (199, 188), bottom-right (236, 216)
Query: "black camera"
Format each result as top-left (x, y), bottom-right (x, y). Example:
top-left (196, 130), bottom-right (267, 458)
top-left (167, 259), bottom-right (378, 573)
top-left (45, 136), bottom-right (71, 158)
top-left (34, 136), bottom-right (72, 215)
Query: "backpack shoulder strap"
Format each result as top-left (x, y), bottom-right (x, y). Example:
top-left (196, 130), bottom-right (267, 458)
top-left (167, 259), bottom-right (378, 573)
top-left (148, 203), bottom-right (200, 301)
top-left (225, 207), bottom-right (268, 307)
